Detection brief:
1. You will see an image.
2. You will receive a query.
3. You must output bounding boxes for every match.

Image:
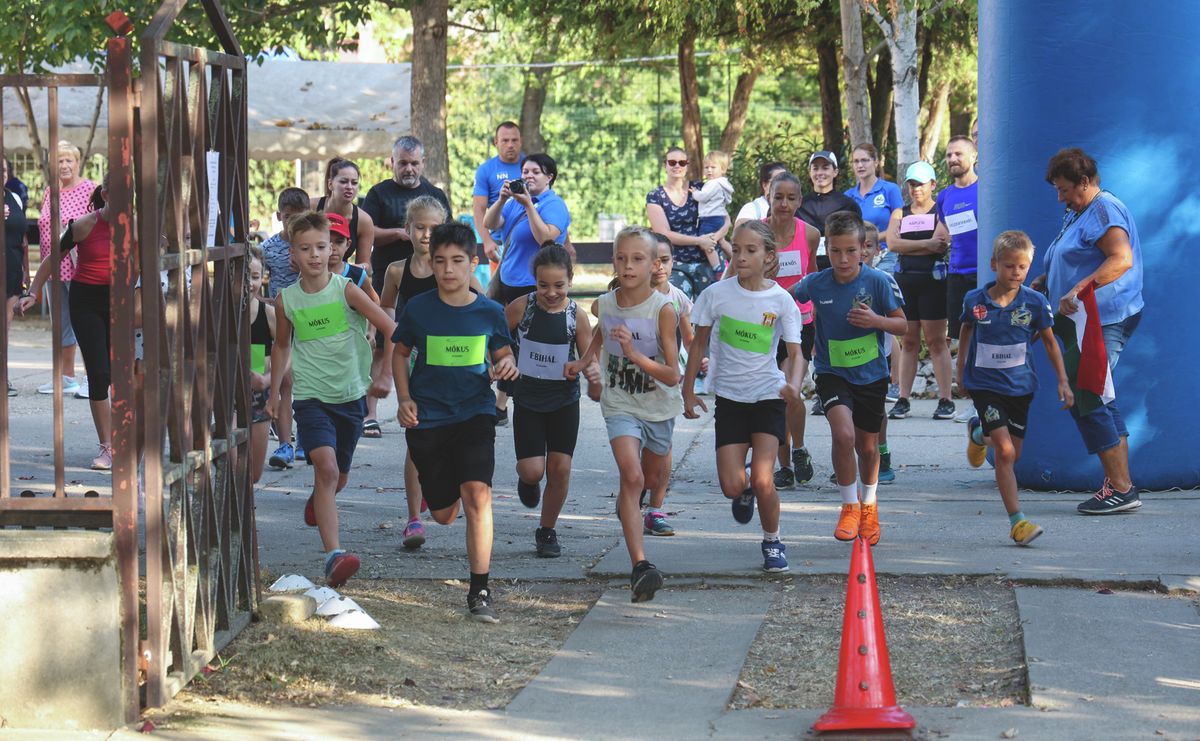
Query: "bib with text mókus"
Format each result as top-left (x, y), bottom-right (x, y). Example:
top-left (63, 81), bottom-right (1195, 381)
top-left (975, 341), bottom-right (1026, 369)
top-left (251, 344), bottom-right (267, 374)
top-left (602, 315), bottom-right (660, 358)
top-left (776, 250), bottom-right (804, 278)
top-left (517, 335), bottom-right (569, 380)
top-left (944, 209), bottom-right (978, 236)
top-left (427, 335), bottom-right (486, 367)
top-left (828, 333), bottom-right (879, 368)
top-left (293, 302), bottom-right (349, 341)
top-left (718, 315), bottom-right (773, 355)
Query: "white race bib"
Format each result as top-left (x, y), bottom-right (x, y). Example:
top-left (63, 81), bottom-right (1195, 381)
top-left (602, 315), bottom-right (659, 359)
top-left (776, 250), bottom-right (804, 278)
top-left (976, 342), bottom-right (1026, 369)
top-left (900, 213), bottom-right (936, 233)
top-left (517, 335), bottom-right (569, 381)
top-left (816, 236), bottom-right (827, 257)
top-left (945, 209), bottom-right (978, 236)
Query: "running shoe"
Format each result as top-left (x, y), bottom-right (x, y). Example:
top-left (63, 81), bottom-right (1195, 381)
top-left (269, 441), bottom-right (295, 469)
top-left (494, 406), bottom-right (509, 427)
top-left (74, 378), bottom-right (90, 399)
top-left (6, 382), bottom-right (15, 398)
top-left (952, 406), bottom-right (975, 423)
top-left (878, 466), bottom-right (896, 484)
top-left (811, 398), bottom-right (825, 416)
top-left (886, 383), bottom-right (900, 403)
top-left (1010, 519), bottom-right (1044, 546)
top-left (967, 416), bottom-right (987, 468)
top-left (694, 376), bottom-right (708, 396)
top-left (535, 526), bottom-right (562, 557)
top-left (91, 443), bottom-right (113, 471)
top-left (888, 397), bottom-right (911, 419)
top-left (761, 540), bottom-right (790, 573)
top-left (295, 442), bottom-right (306, 461)
top-left (774, 466), bottom-right (795, 490)
top-left (518, 479), bottom-right (541, 509)
top-left (325, 551), bottom-right (360, 588)
top-left (643, 510), bottom-right (675, 536)
top-left (468, 588), bottom-right (500, 623)
top-left (402, 517), bottom-right (426, 549)
top-left (859, 503), bottom-right (880, 545)
top-left (933, 398), bottom-right (956, 419)
top-left (303, 495), bottom-right (317, 527)
top-left (1076, 480), bottom-right (1142, 515)
top-left (732, 465), bottom-right (755, 524)
top-left (630, 560), bottom-right (664, 603)
top-left (38, 375), bottom-right (79, 395)
top-left (792, 448), bottom-right (814, 485)
top-left (834, 504), bottom-right (861, 541)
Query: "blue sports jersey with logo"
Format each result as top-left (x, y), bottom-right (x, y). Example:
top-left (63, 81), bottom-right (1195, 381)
top-left (960, 283), bottom-right (1053, 396)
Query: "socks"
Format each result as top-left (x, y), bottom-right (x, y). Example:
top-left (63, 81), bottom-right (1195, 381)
top-left (469, 572), bottom-right (489, 595)
top-left (861, 482), bottom-right (878, 505)
top-left (324, 549), bottom-right (345, 570)
top-left (763, 530), bottom-right (780, 543)
top-left (879, 443), bottom-right (890, 456)
top-left (839, 483), bottom-right (858, 505)
top-left (1009, 511), bottom-right (1025, 526)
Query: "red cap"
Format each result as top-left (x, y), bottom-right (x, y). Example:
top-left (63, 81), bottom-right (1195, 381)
top-left (327, 212), bottom-right (350, 239)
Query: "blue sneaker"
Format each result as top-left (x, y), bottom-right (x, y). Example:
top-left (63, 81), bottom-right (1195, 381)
top-left (294, 442), bottom-right (306, 461)
top-left (761, 540), bottom-right (789, 572)
top-left (268, 441), bottom-right (295, 469)
top-left (643, 510), bottom-right (675, 536)
top-left (878, 467), bottom-right (896, 484)
top-left (732, 465), bottom-right (755, 525)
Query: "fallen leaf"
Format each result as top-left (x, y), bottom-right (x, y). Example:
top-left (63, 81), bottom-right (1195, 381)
top-left (403, 678), bottom-right (416, 687)
top-left (1000, 728), bottom-right (1018, 739)
top-left (139, 720), bottom-right (156, 733)
top-left (17, 475), bottom-right (34, 480)
top-left (1096, 588), bottom-right (1114, 595)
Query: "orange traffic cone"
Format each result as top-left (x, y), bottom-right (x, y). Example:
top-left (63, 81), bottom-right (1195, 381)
top-left (813, 536), bottom-right (916, 733)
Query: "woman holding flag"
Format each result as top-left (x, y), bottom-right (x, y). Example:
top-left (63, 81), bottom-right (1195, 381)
top-left (1033, 148), bottom-right (1144, 515)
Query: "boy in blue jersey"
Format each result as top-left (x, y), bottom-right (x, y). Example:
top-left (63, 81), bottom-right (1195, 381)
top-left (957, 231), bottom-right (1073, 546)
top-left (790, 211), bottom-right (907, 545)
top-left (391, 222), bottom-right (519, 623)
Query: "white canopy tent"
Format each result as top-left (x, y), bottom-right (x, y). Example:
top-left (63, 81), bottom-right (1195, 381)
top-left (1, 59), bottom-right (412, 160)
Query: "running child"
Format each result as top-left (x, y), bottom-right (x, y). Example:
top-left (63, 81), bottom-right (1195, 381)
top-left (682, 221), bottom-right (804, 572)
top-left (567, 226), bottom-right (682, 603)
top-left (789, 211), bottom-right (907, 545)
top-left (391, 222), bottom-right (518, 623)
top-left (861, 222), bottom-right (897, 484)
top-left (327, 212), bottom-right (378, 302)
top-left (958, 230), bottom-right (1073, 545)
top-left (506, 244), bottom-right (600, 557)
top-left (246, 245), bottom-right (275, 485)
top-left (267, 211), bottom-right (396, 588)
top-left (691, 150), bottom-right (735, 266)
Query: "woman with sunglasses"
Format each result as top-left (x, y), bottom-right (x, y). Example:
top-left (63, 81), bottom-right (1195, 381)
top-left (645, 147), bottom-right (725, 297)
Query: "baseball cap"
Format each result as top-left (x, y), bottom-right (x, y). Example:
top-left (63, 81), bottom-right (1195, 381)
top-left (327, 212), bottom-right (351, 239)
top-left (808, 151), bottom-right (838, 168)
top-left (904, 161), bottom-right (937, 184)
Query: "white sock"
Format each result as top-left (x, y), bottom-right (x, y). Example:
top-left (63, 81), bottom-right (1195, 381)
top-left (763, 529), bottom-right (780, 542)
top-left (839, 483), bottom-right (858, 505)
top-left (862, 482), bottom-right (878, 505)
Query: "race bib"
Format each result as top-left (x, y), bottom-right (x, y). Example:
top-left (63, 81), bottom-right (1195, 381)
top-left (517, 336), bottom-right (569, 380)
top-left (776, 250), bottom-right (804, 278)
top-left (602, 315), bottom-right (659, 358)
top-left (900, 214), bottom-right (936, 233)
top-left (975, 341), bottom-right (1026, 369)
top-left (718, 315), bottom-right (773, 355)
top-left (293, 302), bottom-right (349, 341)
top-left (250, 344), bottom-right (266, 374)
top-left (944, 209), bottom-right (978, 236)
top-left (829, 334), bottom-right (879, 368)
top-left (816, 235), bottom-right (827, 257)
top-left (427, 335), bottom-right (486, 367)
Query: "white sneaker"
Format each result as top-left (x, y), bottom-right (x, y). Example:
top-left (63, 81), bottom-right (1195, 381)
top-left (953, 406), bottom-right (974, 423)
top-left (74, 378), bottom-right (90, 399)
top-left (91, 443), bottom-right (113, 471)
top-left (38, 375), bottom-right (79, 395)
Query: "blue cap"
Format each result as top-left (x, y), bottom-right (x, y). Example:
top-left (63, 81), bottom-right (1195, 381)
top-left (904, 161), bottom-right (937, 183)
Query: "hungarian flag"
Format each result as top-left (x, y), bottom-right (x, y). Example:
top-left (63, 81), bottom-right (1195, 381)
top-left (1052, 281), bottom-right (1115, 416)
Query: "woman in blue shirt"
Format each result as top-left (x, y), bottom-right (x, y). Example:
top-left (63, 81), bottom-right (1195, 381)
top-left (1034, 148), bottom-right (1144, 515)
top-left (845, 143), bottom-right (904, 274)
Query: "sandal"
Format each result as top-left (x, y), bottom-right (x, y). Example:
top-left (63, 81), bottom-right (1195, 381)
top-left (362, 419), bottom-right (382, 438)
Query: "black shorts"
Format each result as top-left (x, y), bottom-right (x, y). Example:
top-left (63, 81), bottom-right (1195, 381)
top-left (513, 401), bottom-right (580, 460)
top-left (947, 272), bottom-right (976, 339)
top-left (970, 390), bottom-right (1033, 439)
top-left (714, 396), bottom-right (787, 448)
top-left (815, 373), bottom-right (887, 434)
top-left (775, 323), bottom-right (815, 365)
top-left (405, 414), bottom-right (496, 512)
top-left (894, 271), bottom-right (948, 322)
top-left (252, 389), bottom-right (271, 424)
top-left (293, 397), bottom-right (366, 473)
top-left (495, 279), bottom-right (535, 306)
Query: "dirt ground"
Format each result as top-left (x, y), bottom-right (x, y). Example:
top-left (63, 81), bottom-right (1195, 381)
top-left (731, 574), bottom-right (1027, 710)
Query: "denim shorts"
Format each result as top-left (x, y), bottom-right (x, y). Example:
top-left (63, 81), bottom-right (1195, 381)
top-left (604, 414), bottom-right (675, 457)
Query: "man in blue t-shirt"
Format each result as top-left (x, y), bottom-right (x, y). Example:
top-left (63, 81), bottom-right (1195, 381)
top-left (935, 135), bottom-right (980, 343)
top-left (472, 121), bottom-right (525, 267)
top-left (790, 211), bottom-right (906, 548)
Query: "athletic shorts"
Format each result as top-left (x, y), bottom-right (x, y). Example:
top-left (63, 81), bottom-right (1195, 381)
top-left (775, 323), bottom-right (815, 365)
top-left (292, 397), bottom-right (366, 473)
top-left (513, 401), bottom-right (580, 460)
top-left (405, 414), bottom-right (496, 512)
top-left (714, 396), bottom-right (786, 448)
top-left (947, 272), bottom-right (976, 339)
top-left (814, 373), bottom-right (887, 434)
top-left (894, 271), bottom-right (948, 322)
top-left (969, 390), bottom-right (1032, 440)
top-left (604, 414), bottom-right (675, 457)
top-left (252, 389), bottom-right (271, 424)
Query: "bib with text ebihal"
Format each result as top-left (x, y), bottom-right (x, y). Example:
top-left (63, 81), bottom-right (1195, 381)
top-left (517, 335), bottom-right (569, 380)
top-left (829, 333), bottom-right (879, 368)
top-left (718, 315), bottom-right (773, 355)
top-left (293, 302), bottom-right (349, 341)
top-left (427, 335), bottom-right (487, 367)
top-left (975, 342), bottom-right (1026, 369)
top-left (602, 315), bottom-right (659, 358)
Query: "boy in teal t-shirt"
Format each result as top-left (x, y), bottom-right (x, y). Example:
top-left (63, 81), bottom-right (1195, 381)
top-left (267, 211), bottom-right (395, 589)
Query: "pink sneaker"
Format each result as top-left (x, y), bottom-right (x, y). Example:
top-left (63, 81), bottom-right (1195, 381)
top-left (91, 444), bottom-right (113, 471)
top-left (402, 517), bottom-right (426, 549)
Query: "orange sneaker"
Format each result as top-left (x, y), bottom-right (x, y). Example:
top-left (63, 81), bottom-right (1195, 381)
top-left (859, 503), bottom-right (880, 545)
top-left (834, 504), bottom-right (861, 541)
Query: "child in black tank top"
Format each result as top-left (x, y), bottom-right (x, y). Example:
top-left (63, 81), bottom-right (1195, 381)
top-left (246, 247), bottom-right (276, 485)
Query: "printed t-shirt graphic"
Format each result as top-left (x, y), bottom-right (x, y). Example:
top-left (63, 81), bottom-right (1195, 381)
top-left (596, 290), bottom-right (681, 422)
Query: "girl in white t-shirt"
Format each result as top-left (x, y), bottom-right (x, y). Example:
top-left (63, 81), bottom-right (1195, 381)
top-left (682, 221), bottom-right (804, 573)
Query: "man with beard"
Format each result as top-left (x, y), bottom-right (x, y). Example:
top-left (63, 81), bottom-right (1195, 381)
top-left (933, 135), bottom-right (980, 413)
top-left (472, 122), bottom-right (525, 275)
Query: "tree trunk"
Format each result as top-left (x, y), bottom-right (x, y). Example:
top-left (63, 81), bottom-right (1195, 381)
top-left (82, 86), bottom-right (105, 164)
top-left (917, 24), bottom-right (934, 107)
top-left (14, 86), bottom-right (49, 184)
top-left (519, 64), bottom-right (550, 155)
top-left (839, 0), bottom-right (872, 148)
top-left (920, 78), bottom-right (950, 162)
top-left (869, 46), bottom-right (893, 154)
top-left (718, 63), bottom-right (761, 154)
top-left (678, 30), bottom-right (704, 180)
top-left (815, 36), bottom-right (843, 154)
top-left (864, 0), bottom-right (921, 180)
top-left (410, 0), bottom-right (450, 199)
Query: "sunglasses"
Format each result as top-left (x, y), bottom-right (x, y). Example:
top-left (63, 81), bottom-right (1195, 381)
top-left (665, 159), bottom-right (688, 167)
